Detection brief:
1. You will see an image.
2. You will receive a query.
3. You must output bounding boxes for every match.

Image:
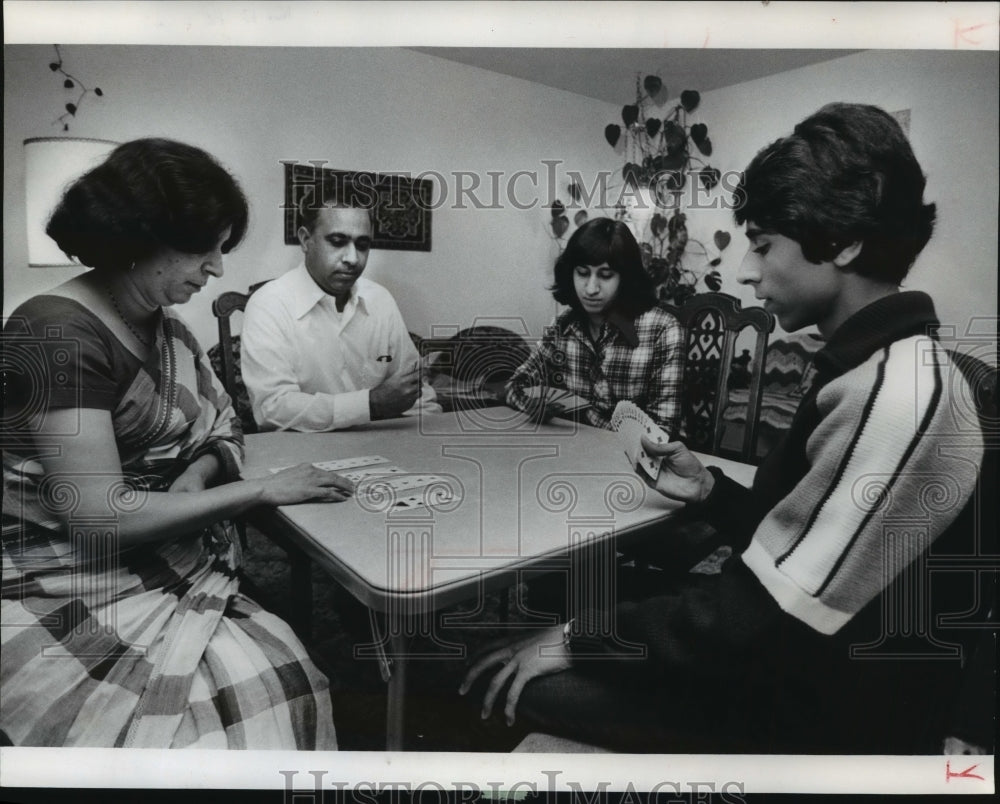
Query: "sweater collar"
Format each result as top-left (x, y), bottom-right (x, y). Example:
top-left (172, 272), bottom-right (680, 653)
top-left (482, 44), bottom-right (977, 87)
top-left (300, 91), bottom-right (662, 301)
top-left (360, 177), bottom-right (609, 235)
top-left (812, 290), bottom-right (939, 378)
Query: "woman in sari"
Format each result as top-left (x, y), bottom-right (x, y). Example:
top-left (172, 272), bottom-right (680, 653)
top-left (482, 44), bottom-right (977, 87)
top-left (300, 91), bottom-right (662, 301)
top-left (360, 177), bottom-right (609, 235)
top-left (1, 138), bottom-right (348, 748)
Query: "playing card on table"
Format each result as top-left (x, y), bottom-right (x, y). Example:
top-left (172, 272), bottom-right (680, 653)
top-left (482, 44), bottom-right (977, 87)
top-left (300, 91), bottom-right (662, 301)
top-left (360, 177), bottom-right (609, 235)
top-left (610, 401), bottom-right (670, 479)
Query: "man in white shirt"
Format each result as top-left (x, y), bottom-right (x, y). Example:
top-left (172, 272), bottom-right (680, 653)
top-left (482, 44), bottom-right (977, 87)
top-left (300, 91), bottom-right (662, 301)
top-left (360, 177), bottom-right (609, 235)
top-left (241, 197), bottom-right (440, 431)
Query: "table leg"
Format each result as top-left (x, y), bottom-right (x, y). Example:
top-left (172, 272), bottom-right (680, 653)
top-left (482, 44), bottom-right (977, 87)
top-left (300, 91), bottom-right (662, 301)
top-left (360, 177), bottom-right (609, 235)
top-left (385, 632), bottom-right (409, 751)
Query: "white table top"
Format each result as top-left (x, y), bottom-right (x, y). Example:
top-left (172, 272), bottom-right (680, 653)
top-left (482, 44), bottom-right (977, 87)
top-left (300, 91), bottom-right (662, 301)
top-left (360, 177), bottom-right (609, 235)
top-left (243, 408), bottom-right (757, 612)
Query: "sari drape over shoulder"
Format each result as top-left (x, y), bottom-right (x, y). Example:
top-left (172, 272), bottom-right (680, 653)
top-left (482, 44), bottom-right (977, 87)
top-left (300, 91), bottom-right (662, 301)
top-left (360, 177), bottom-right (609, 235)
top-left (2, 297), bottom-right (337, 748)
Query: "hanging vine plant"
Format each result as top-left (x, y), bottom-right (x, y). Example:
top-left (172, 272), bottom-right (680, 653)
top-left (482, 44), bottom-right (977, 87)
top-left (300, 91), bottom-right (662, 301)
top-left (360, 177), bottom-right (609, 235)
top-left (605, 74), bottom-right (730, 305)
top-left (48, 44), bottom-right (105, 131)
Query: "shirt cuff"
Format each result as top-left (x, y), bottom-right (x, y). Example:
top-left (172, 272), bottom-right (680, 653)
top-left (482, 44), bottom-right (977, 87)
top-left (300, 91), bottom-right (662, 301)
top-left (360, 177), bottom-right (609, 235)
top-left (336, 388), bottom-right (372, 428)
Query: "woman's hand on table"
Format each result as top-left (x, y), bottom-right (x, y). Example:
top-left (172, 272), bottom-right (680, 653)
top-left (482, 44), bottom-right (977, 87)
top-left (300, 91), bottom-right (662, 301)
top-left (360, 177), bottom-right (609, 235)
top-left (458, 625), bottom-right (571, 726)
top-left (639, 435), bottom-right (715, 504)
top-left (257, 463), bottom-right (354, 506)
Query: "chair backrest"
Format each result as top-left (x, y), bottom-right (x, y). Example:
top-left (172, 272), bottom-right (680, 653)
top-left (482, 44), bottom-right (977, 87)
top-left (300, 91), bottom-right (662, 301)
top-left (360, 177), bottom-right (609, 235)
top-left (419, 326), bottom-right (531, 411)
top-left (661, 292), bottom-right (775, 462)
top-left (209, 281), bottom-right (270, 434)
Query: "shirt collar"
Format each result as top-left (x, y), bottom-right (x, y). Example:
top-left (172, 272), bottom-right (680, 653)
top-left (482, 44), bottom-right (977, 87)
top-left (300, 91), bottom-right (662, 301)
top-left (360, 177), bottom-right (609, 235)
top-left (812, 290), bottom-right (939, 379)
top-left (558, 307), bottom-right (640, 347)
top-left (288, 263), bottom-right (371, 319)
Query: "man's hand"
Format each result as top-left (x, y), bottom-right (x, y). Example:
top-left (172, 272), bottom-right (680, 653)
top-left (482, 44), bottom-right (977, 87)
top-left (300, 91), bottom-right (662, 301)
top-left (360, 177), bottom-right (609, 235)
top-left (640, 435), bottom-right (715, 504)
top-left (521, 395), bottom-right (566, 425)
top-left (370, 360), bottom-right (421, 420)
top-left (458, 625), bottom-right (571, 726)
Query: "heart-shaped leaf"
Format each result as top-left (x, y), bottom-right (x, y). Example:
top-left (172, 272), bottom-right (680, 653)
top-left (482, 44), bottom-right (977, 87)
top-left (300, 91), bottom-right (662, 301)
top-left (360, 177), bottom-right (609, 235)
top-left (65, 103), bottom-right (77, 116)
top-left (551, 215), bottom-right (569, 239)
top-left (643, 75), bottom-right (663, 98)
top-left (713, 230), bottom-right (731, 251)
top-left (551, 200), bottom-right (565, 216)
top-left (567, 182), bottom-right (581, 202)
top-left (673, 285), bottom-right (696, 305)
top-left (63, 79), bottom-right (74, 89)
top-left (645, 118), bottom-right (662, 139)
top-left (698, 167), bottom-right (721, 190)
top-left (694, 136), bottom-right (713, 157)
top-left (663, 170), bottom-right (687, 192)
top-left (680, 90), bottom-right (701, 112)
top-left (647, 256), bottom-right (669, 283)
top-left (650, 213), bottom-right (668, 238)
top-left (690, 123), bottom-right (708, 144)
top-left (94, 88), bottom-right (103, 97)
top-left (662, 121), bottom-right (687, 154)
top-left (621, 104), bottom-right (640, 128)
top-left (705, 270), bottom-right (723, 291)
top-left (574, 210), bottom-right (589, 227)
top-left (604, 123), bottom-right (621, 147)
top-left (660, 151), bottom-right (686, 172)
top-left (49, 62), bottom-right (60, 71)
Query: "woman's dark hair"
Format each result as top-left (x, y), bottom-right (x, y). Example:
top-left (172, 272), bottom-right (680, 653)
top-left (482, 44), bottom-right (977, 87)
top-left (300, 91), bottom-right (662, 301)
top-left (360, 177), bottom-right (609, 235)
top-left (45, 138), bottom-right (249, 272)
top-left (734, 102), bottom-right (936, 284)
top-left (551, 218), bottom-right (657, 316)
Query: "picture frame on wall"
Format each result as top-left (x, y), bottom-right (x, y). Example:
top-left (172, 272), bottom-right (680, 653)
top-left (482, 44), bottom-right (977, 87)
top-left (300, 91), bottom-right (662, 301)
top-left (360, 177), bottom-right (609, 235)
top-left (282, 161), bottom-right (432, 251)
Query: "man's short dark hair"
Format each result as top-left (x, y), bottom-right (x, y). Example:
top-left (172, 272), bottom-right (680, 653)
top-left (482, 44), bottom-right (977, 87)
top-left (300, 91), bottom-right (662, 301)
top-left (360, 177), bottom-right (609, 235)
top-left (734, 102), bottom-right (937, 284)
top-left (297, 179), bottom-right (375, 233)
top-left (552, 218), bottom-right (657, 317)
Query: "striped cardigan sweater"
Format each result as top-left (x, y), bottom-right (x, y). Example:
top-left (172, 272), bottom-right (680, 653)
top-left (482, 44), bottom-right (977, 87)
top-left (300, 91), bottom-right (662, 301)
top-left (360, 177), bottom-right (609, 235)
top-left (571, 291), bottom-right (989, 750)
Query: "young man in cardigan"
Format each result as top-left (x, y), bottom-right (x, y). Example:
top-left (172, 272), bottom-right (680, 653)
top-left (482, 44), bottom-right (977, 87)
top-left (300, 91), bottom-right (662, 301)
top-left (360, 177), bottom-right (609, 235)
top-left (461, 103), bottom-right (993, 754)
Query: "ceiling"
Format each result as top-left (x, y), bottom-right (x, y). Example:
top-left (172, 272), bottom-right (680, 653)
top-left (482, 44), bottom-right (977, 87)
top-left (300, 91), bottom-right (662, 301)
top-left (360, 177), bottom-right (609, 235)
top-left (408, 48), bottom-right (860, 105)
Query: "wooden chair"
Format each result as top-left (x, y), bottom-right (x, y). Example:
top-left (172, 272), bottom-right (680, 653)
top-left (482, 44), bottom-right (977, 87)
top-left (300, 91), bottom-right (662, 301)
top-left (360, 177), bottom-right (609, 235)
top-left (419, 325), bottom-right (531, 412)
top-left (661, 292), bottom-right (775, 464)
top-left (208, 282), bottom-right (315, 637)
top-left (209, 281), bottom-right (270, 435)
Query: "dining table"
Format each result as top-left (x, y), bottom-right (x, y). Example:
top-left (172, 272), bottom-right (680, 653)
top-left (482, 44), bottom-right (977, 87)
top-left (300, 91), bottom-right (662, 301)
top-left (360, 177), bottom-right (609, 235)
top-left (242, 406), bottom-right (757, 749)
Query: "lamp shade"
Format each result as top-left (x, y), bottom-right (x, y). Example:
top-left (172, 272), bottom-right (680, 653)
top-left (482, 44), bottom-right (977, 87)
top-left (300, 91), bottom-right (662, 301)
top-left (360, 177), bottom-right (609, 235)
top-left (24, 137), bottom-right (118, 267)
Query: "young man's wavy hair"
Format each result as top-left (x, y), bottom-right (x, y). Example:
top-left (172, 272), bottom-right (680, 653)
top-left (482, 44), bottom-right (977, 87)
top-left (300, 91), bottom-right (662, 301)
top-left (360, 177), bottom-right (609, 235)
top-left (734, 103), bottom-right (936, 284)
top-left (551, 217), bottom-right (657, 317)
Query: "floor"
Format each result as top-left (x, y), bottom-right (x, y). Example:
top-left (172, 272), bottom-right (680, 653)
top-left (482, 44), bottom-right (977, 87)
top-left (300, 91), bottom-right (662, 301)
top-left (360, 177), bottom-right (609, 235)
top-left (240, 525), bottom-right (529, 751)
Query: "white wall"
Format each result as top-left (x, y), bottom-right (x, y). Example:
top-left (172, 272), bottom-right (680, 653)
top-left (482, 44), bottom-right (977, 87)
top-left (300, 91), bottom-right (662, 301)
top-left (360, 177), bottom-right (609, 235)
top-left (684, 49), bottom-right (999, 340)
top-left (4, 46), bottom-right (617, 347)
top-left (5, 47), bottom-right (997, 351)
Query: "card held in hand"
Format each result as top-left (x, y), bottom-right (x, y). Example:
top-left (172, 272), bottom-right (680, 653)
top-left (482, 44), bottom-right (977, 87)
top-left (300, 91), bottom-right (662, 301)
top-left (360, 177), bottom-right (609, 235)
top-left (611, 401), bottom-right (669, 480)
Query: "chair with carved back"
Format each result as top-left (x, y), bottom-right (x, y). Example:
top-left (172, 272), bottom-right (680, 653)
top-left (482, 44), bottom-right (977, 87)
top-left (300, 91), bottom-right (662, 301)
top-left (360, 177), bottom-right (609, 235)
top-left (418, 325), bottom-right (531, 412)
top-left (208, 281), bottom-right (315, 638)
top-left (208, 280), bottom-right (272, 435)
top-left (660, 292), bottom-right (775, 464)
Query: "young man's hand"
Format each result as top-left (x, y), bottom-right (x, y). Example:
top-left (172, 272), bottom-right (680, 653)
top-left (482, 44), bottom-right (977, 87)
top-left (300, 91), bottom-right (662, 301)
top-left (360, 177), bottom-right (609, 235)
top-left (458, 625), bottom-right (571, 726)
top-left (639, 435), bottom-right (715, 504)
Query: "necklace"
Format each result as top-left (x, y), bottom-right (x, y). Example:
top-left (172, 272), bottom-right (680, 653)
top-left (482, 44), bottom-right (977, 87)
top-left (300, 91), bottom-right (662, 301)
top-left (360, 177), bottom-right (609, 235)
top-left (108, 288), bottom-right (154, 348)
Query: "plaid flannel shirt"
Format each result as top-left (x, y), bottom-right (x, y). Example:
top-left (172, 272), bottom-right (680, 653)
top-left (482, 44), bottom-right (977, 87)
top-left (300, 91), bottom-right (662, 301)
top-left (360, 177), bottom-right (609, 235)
top-left (505, 305), bottom-right (684, 435)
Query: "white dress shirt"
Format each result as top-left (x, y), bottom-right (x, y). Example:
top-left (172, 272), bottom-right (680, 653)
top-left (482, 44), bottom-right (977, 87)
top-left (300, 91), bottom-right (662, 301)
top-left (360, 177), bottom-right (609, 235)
top-left (241, 264), bottom-right (439, 431)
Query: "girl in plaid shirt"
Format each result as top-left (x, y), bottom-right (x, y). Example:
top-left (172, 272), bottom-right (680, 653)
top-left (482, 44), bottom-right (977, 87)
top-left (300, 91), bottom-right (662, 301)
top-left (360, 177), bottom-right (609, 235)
top-left (505, 218), bottom-right (684, 435)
